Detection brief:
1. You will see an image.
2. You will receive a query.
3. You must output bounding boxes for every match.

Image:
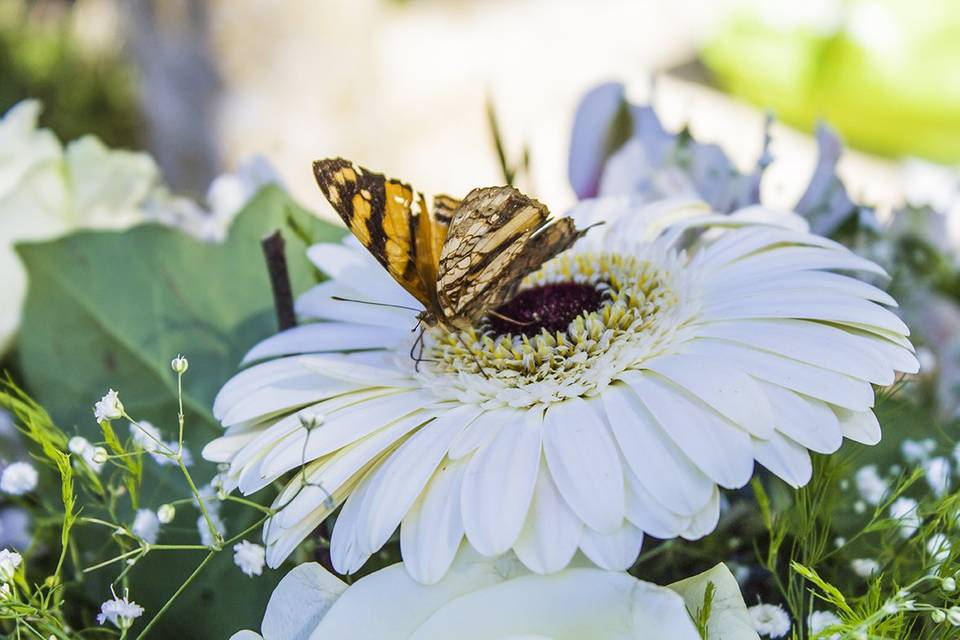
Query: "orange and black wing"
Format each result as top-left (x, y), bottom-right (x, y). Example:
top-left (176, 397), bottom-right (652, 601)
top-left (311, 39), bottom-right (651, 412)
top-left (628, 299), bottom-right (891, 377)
top-left (313, 158), bottom-right (447, 310)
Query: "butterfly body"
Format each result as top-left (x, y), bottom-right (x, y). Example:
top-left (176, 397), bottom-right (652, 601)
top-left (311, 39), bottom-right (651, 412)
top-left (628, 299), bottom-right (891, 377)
top-left (313, 158), bottom-right (592, 334)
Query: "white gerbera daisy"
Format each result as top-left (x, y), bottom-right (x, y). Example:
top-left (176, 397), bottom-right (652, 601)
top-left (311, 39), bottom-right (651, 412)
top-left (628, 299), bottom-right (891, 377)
top-left (203, 197), bottom-right (916, 583)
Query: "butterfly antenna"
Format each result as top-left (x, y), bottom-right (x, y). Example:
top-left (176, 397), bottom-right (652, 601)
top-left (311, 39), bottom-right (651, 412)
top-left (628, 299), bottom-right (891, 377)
top-left (455, 332), bottom-right (489, 380)
top-left (331, 295), bottom-right (421, 312)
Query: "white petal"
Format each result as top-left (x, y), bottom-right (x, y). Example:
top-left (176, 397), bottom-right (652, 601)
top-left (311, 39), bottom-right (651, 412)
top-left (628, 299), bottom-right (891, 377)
top-left (260, 563), bottom-right (347, 640)
top-left (578, 521), bottom-right (644, 571)
top-left (357, 406), bottom-right (478, 553)
top-left (682, 339), bottom-right (874, 411)
top-left (643, 353), bottom-right (775, 438)
top-left (260, 392), bottom-right (431, 478)
top-left (512, 460), bottom-right (584, 574)
top-left (461, 407), bottom-right (543, 556)
top-left (695, 226), bottom-right (842, 270)
top-left (680, 487), bottom-right (721, 540)
top-left (620, 372), bottom-right (755, 489)
top-left (696, 319), bottom-right (896, 385)
top-left (702, 292), bottom-right (908, 336)
top-left (752, 432), bottom-right (813, 488)
top-left (329, 472), bottom-right (377, 575)
top-left (447, 407), bottom-right (518, 460)
top-left (709, 246), bottom-right (888, 280)
top-left (756, 381), bottom-right (842, 454)
top-left (601, 383), bottom-right (714, 516)
top-left (542, 398), bottom-right (624, 534)
top-left (296, 280), bottom-right (420, 327)
top-left (623, 467), bottom-right (688, 539)
top-left (401, 457), bottom-right (468, 585)
top-left (242, 323), bottom-right (405, 364)
top-left (703, 269), bottom-right (897, 307)
top-left (835, 408), bottom-right (882, 445)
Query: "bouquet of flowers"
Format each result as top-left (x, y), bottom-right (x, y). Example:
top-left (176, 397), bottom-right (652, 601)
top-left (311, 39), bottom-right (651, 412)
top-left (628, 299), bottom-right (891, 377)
top-left (0, 80), bottom-right (957, 639)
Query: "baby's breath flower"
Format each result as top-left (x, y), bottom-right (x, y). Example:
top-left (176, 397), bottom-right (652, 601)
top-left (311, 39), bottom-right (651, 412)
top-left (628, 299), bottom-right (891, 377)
top-left (923, 456), bottom-right (951, 496)
top-left (171, 354), bottom-right (189, 374)
top-left (93, 389), bottom-right (123, 422)
top-left (901, 438), bottom-right (937, 464)
top-left (91, 447), bottom-right (108, 466)
top-left (933, 609), bottom-right (947, 623)
top-left (942, 577), bottom-right (956, 593)
top-left (0, 549), bottom-right (21, 581)
top-left (198, 513), bottom-right (225, 547)
top-left (855, 465), bottom-right (888, 506)
top-left (808, 610), bottom-right (841, 640)
top-left (157, 504), bottom-right (175, 524)
top-left (889, 497), bottom-right (920, 538)
top-left (68, 436), bottom-right (103, 473)
top-left (233, 540), bottom-right (266, 577)
top-left (132, 509), bottom-right (160, 544)
top-left (851, 558), bottom-right (880, 578)
top-left (0, 462), bottom-right (37, 496)
top-left (96, 588), bottom-right (144, 630)
top-left (748, 603), bottom-right (791, 638)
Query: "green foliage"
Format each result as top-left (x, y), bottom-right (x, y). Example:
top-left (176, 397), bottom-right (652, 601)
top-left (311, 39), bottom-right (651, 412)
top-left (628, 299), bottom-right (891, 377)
top-left (12, 186), bottom-right (343, 638)
top-left (0, 1), bottom-right (143, 149)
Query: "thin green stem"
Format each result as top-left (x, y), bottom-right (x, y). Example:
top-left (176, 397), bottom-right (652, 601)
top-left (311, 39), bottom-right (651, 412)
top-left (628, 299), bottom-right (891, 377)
top-left (134, 551), bottom-right (215, 640)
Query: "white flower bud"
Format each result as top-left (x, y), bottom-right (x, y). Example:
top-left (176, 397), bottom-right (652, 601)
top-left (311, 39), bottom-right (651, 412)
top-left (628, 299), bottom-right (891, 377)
top-left (171, 355), bottom-right (189, 374)
top-left (942, 577), bottom-right (956, 593)
top-left (933, 610), bottom-right (947, 623)
top-left (0, 550), bottom-right (22, 582)
top-left (157, 504), bottom-right (175, 524)
top-left (93, 389), bottom-right (124, 422)
top-left (948, 607), bottom-right (960, 626)
top-left (91, 447), bottom-right (109, 465)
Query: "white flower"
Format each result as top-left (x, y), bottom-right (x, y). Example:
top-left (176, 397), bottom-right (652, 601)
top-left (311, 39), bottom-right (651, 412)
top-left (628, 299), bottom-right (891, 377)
top-left (230, 548), bottom-right (754, 640)
top-left (198, 513), bottom-right (226, 547)
top-left (748, 603), bottom-right (791, 638)
top-left (68, 436), bottom-right (104, 473)
top-left (129, 421), bottom-right (190, 466)
top-left (0, 583), bottom-right (9, 600)
top-left (851, 558), bottom-right (880, 578)
top-left (855, 465), bottom-right (889, 506)
top-left (132, 509), bottom-right (160, 544)
top-left (93, 389), bottom-right (124, 422)
top-left (0, 549), bottom-right (21, 581)
top-left (923, 456), bottom-right (951, 497)
top-left (204, 198), bottom-right (916, 583)
top-left (808, 610), bottom-right (841, 639)
top-left (889, 497), bottom-right (921, 538)
top-left (0, 462), bottom-right (37, 496)
top-left (927, 533), bottom-right (951, 565)
top-left (157, 504), bottom-right (176, 524)
top-left (233, 541), bottom-right (266, 577)
top-left (96, 588), bottom-right (144, 629)
top-left (902, 438), bottom-right (937, 464)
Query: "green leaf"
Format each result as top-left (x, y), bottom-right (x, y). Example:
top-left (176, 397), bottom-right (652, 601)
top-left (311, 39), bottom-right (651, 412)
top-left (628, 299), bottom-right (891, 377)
top-left (16, 185), bottom-right (344, 637)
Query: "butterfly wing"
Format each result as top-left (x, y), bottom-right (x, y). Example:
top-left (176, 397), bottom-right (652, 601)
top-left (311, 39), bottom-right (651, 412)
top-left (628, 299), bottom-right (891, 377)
top-left (436, 186), bottom-right (586, 324)
top-left (313, 158), bottom-right (447, 311)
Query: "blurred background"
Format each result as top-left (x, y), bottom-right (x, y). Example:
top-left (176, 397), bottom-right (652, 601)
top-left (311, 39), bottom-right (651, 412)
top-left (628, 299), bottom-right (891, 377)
top-left (5, 0), bottom-right (959, 229)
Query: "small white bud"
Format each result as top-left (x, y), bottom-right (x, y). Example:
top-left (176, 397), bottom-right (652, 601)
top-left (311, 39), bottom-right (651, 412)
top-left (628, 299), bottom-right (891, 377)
top-left (932, 610), bottom-right (946, 623)
top-left (948, 606), bottom-right (960, 626)
top-left (171, 355), bottom-right (189, 374)
top-left (94, 389), bottom-right (124, 423)
top-left (157, 504), bottom-right (176, 524)
top-left (942, 577), bottom-right (956, 593)
top-left (92, 447), bottom-right (109, 465)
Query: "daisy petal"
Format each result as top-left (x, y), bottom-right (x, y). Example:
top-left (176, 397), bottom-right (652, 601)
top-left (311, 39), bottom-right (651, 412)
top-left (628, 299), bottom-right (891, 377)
top-left (579, 521), bottom-right (644, 571)
top-left (542, 398), bottom-right (624, 534)
top-left (512, 460), bottom-right (584, 574)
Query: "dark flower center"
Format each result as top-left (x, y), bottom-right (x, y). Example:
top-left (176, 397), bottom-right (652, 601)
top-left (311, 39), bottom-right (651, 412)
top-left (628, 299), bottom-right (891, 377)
top-left (488, 282), bottom-right (603, 338)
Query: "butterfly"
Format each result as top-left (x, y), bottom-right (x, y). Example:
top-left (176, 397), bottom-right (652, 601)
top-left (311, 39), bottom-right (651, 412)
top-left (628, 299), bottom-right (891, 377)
top-left (312, 157), bottom-right (593, 333)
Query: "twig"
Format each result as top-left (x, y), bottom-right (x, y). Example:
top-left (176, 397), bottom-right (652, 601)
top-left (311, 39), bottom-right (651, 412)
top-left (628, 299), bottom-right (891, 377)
top-left (261, 230), bottom-right (297, 331)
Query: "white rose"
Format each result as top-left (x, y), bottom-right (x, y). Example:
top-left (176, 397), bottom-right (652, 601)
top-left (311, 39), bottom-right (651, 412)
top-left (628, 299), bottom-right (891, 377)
top-left (230, 547), bottom-right (758, 640)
